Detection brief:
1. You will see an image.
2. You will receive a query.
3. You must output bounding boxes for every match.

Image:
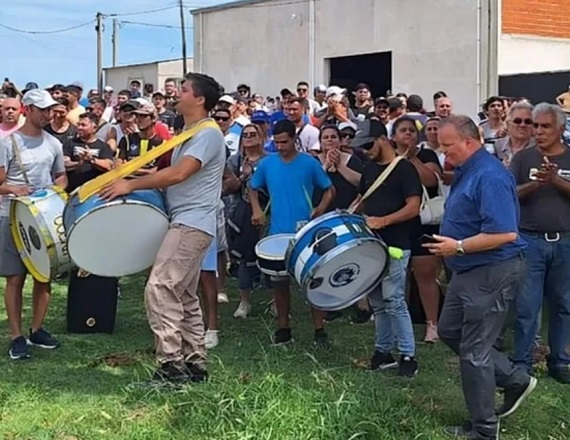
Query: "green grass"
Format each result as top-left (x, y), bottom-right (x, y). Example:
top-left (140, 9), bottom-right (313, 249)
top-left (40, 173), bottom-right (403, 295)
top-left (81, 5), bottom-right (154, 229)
top-left (0, 275), bottom-right (568, 440)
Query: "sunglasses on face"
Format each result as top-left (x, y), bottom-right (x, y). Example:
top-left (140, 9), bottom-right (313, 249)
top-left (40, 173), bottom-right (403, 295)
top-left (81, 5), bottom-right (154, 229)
top-left (238, 90), bottom-right (248, 95)
top-left (297, 88), bottom-right (308, 93)
top-left (341, 133), bottom-right (355, 140)
top-left (512, 118), bottom-right (533, 126)
top-left (242, 132), bottom-right (258, 138)
top-left (214, 116), bottom-right (230, 122)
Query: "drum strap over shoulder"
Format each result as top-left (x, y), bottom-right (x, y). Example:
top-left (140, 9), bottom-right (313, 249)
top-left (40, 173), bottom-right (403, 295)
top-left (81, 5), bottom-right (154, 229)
top-left (9, 134), bottom-right (31, 186)
top-left (349, 155), bottom-right (405, 214)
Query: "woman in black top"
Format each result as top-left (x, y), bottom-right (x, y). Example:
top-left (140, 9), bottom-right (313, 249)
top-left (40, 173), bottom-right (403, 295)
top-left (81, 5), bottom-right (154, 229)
top-left (392, 117), bottom-right (443, 343)
top-left (312, 125), bottom-right (363, 211)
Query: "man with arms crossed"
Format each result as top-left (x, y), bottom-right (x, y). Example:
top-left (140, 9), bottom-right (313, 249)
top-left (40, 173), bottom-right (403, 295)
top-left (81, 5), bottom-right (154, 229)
top-left (249, 119), bottom-right (335, 347)
top-left (100, 73), bottom-right (225, 384)
top-left (0, 90), bottom-right (67, 360)
top-left (424, 116), bottom-right (536, 439)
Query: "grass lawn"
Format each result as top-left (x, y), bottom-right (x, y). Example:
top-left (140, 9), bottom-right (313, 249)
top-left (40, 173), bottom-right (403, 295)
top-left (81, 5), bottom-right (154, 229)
top-left (0, 274), bottom-right (568, 440)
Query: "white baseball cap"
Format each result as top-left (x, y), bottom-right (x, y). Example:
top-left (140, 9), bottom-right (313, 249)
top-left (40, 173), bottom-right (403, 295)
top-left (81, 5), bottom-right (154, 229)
top-left (104, 85), bottom-right (113, 92)
top-left (219, 95), bottom-right (236, 105)
top-left (326, 86), bottom-right (346, 98)
top-left (22, 89), bottom-right (58, 109)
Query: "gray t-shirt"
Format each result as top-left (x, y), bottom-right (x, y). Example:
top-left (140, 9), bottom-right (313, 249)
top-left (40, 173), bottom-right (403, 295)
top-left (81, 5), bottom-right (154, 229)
top-left (510, 146), bottom-right (570, 232)
top-left (166, 122), bottom-right (225, 236)
top-left (0, 131), bottom-right (65, 217)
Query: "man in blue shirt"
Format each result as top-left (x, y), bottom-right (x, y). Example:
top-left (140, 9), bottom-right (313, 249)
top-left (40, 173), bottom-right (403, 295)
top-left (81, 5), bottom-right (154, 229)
top-left (249, 119), bottom-right (335, 347)
top-left (423, 115), bottom-right (535, 440)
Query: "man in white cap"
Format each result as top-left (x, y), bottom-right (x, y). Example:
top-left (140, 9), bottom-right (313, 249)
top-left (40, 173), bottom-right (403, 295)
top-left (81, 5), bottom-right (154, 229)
top-left (0, 89), bottom-right (68, 360)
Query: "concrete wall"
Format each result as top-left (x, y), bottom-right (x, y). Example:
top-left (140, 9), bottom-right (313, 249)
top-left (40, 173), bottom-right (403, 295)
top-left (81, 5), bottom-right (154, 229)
top-left (103, 59), bottom-right (194, 94)
top-left (193, 0), bottom-right (494, 115)
top-left (499, 35), bottom-right (570, 75)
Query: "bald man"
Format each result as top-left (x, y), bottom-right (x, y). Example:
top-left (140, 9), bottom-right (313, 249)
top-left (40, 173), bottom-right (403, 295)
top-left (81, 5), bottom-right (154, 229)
top-left (0, 98), bottom-right (22, 138)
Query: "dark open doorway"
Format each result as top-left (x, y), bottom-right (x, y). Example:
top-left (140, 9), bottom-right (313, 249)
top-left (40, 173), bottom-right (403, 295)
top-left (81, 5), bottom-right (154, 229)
top-left (499, 70), bottom-right (570, 104)
top-left (328, 52), bottom-right (392, 100)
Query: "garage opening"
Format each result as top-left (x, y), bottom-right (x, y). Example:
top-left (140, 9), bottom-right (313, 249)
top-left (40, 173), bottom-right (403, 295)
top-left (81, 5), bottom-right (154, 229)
top-left (499, 70), bottom-right (570, 104)
top-left (328, 52), bottom-right (392, 101)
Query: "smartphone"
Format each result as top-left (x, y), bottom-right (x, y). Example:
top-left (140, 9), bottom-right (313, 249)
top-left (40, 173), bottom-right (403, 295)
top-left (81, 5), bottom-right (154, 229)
top-left (418, 234), bottom-right (438, 245)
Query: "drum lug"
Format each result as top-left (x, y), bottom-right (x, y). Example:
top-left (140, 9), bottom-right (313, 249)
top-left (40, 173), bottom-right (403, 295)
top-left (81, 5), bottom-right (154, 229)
top-left (309, 277), bottom-right (324, 290)
top-left (312, 228), bottom-right (338, 256)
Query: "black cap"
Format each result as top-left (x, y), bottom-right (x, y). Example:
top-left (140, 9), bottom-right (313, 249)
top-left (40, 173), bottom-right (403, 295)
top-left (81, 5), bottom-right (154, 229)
top-left (120, 100), bottom-right (140, 112)
top-left (374, 97), bottom-right (389, 107)
top-left (351, 120), bottom-right (388, 149)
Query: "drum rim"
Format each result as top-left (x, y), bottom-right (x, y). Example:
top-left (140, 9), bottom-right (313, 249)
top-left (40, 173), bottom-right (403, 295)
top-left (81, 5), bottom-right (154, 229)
top-left (255, 260), bottom-right (288, 277)
top-left (293, 210), bottom-right (354, 240)
top-left (9, 187), bottom-right (68, 283)
top-left (299, 237), bottom-right (389, 308)
top-left (255, 233), bottom-right (295, 261)
top-left (64, 198), bottom-right (170, 243)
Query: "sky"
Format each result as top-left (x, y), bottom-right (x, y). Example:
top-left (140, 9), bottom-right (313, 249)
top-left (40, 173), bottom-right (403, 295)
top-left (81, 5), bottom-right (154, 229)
top-left (1, 0), bottom-right (234, 91)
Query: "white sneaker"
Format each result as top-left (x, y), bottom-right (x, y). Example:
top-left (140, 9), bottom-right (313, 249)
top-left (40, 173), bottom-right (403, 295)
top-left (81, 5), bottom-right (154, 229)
top-left (234, 301), bottom-right (251, 319)
top-left (217, 292), bottom-right (229, 304)
top-left (205, 330), bottom-right (219, 349)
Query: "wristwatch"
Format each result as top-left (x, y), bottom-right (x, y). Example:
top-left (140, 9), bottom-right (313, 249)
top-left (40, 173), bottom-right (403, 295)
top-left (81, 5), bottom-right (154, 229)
top-left (456, 240), bottom-right (466, 256)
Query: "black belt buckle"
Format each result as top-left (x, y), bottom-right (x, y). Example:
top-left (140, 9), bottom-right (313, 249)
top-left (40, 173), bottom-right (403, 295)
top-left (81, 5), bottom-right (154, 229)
top-left (544, 232), bottom-right (560, 242)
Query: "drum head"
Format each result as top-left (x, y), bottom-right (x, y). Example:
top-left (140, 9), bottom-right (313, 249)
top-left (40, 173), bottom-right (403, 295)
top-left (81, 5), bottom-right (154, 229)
top-left (303, 240), bottom-right (387, 311)
top-left (66, 203), bottom-right (169, 277)
top-left (255, 234), bottom-right (294, 260)
top-left (11, 202), bottom-right (52, 281)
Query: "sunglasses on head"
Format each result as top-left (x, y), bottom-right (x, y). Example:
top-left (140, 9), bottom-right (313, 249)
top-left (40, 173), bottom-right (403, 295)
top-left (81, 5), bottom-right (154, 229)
top-left (214, 116), bottom-right (230, 122)
top-left (512, 118), bottom-right (533, 126)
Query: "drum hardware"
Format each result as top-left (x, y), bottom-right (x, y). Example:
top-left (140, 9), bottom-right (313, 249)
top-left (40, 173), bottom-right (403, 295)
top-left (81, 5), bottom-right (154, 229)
top-left (311, 228), bottom-right (338, 256)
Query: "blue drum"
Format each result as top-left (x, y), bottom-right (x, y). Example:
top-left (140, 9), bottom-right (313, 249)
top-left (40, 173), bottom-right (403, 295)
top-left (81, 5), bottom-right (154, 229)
top-left (284, 211), bottom-right (388, 311)
top-left (63, 189), bottom-right (170, 277)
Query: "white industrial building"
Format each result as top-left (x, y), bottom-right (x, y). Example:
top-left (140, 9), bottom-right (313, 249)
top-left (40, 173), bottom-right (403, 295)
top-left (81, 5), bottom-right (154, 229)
top-left (191, 0), bottom-right (570, 115)
top-left (103, 58), bottom-right (193, 94)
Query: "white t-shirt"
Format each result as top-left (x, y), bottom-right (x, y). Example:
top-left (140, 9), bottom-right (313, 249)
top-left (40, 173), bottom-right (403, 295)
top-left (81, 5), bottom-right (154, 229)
top-left (296, 124), bottom-right (320, 153)
top-left (0, 131), bottom-right (65, 217)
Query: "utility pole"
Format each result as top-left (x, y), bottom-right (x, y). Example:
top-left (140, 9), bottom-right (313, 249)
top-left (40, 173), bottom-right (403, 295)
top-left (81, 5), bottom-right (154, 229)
top-left (96, 12), bottom-right (104, 93)
top-left (112, 18), bottom-right (119, 67)
top-left (178, 0), bottom-right (188, 76)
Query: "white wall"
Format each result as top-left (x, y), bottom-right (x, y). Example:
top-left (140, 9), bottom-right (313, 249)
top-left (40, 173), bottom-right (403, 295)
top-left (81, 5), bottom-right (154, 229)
top-left (157, 59), bottom-right (194, 88)
top-left (194, 0), bottom-right (491, 115)
top-left (104, 63), bottom-right (159, 94)
top-left (499, 34), bottom-right (570, 75)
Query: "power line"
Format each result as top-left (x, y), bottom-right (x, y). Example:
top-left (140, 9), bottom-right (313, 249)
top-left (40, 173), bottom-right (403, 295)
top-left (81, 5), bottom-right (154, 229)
top-left (0, 20), bottom-right (95, 35)
top-left (106, 4), bottom-right (179, 17)
top-left (119, 20), bottom-right (193, 30)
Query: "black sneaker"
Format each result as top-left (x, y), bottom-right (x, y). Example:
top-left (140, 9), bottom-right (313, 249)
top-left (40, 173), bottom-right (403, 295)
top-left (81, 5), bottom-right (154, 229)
top-left (496, 376), bottom-right (537, 418)
top-left (152, 361), bottom-right (188, 384)
top-left (28, 328), bottom-right (60, 349)
top-left (272, 328), bottom-right (293, 346)
top-left (9, 336), bottom-right (30, 360)
top-left (398, 355), bottom-right (418, 378)
top-left (350, 307), bottom-right (373, 324)
top-left (324, 311), bottom-right (343, 322)
top-left (313, 329), bottom-right (331, 350)
top-left (370, 351), bottom-right (398, 370)
top-left (444, 420), bottom-right (498, 439)
top-left (549, 368), bottom-right (570, 384)
top-left (184, 362), bottom-right (209, 383)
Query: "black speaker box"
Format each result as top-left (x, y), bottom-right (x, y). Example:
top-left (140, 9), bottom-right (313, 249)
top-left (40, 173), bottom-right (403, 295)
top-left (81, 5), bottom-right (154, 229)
top-left (66, 270), bottom-right (119, 334)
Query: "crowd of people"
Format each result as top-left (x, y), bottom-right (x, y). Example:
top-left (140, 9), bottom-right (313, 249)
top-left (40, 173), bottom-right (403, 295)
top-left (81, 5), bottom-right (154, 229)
top-left (1, 74), bottom-right (570, 440)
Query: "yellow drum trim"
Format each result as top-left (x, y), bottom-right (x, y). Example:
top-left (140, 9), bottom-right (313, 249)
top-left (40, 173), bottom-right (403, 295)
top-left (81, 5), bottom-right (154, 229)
top-left (9, 186), bottom-right (69, 283)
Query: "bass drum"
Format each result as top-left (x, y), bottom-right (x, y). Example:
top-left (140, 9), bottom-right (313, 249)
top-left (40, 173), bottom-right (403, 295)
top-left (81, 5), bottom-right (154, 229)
top-left (63, 189), bottom-right (170, 277)
top-left (285, 211), bottom-right (389, 311)
top-left (10, 186), bottom-right (73, 282)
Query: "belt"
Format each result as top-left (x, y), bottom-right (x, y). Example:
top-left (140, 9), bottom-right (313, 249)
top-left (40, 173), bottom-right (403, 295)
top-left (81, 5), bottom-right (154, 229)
top-left (520, 230), bottom-right (570, 242)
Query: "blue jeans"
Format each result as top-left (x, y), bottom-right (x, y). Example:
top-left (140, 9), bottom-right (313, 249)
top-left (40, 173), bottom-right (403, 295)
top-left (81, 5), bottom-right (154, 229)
top-left (514, 233), bottom-right (570, 373)
top-left (368, 250), bottom-right (415, 357)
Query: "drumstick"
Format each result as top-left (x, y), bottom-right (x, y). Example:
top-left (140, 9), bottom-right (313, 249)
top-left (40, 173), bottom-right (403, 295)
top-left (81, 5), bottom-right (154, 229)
top-left (77, 120), bottom-right (220, 202)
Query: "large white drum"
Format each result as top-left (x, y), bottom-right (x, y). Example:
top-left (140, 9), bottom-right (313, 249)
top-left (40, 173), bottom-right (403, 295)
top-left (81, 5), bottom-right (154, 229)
top-left (10, 186), bottom-right (74, 282)
top-left (63, 189), bottom-right (170, 277)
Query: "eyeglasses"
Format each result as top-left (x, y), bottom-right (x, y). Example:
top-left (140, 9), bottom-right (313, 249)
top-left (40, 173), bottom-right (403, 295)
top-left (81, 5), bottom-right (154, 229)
top-left (214, 116), bottom-right (230, 122)
top-left (242, 132), bottom-right (258, 138)
top-left (512, 118), bottom-right (533, 126)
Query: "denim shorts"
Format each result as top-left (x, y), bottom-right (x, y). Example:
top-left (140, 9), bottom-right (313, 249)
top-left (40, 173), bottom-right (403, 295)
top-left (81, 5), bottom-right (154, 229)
top-left (201, 238), bottom-right (217, 272)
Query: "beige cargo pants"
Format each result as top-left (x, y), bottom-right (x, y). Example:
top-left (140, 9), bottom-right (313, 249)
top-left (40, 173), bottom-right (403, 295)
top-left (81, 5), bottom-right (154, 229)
top-left (145, 224), bottom-right (213, 368)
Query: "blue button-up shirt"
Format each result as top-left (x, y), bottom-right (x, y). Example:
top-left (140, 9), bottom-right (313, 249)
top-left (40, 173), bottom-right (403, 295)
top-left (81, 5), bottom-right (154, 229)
top-left (440, 148), bottom-right (526, 273)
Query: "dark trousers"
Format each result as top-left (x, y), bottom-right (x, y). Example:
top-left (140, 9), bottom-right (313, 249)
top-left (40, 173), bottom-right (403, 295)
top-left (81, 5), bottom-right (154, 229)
top-left (438, 256), bottom-right (529, 436)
